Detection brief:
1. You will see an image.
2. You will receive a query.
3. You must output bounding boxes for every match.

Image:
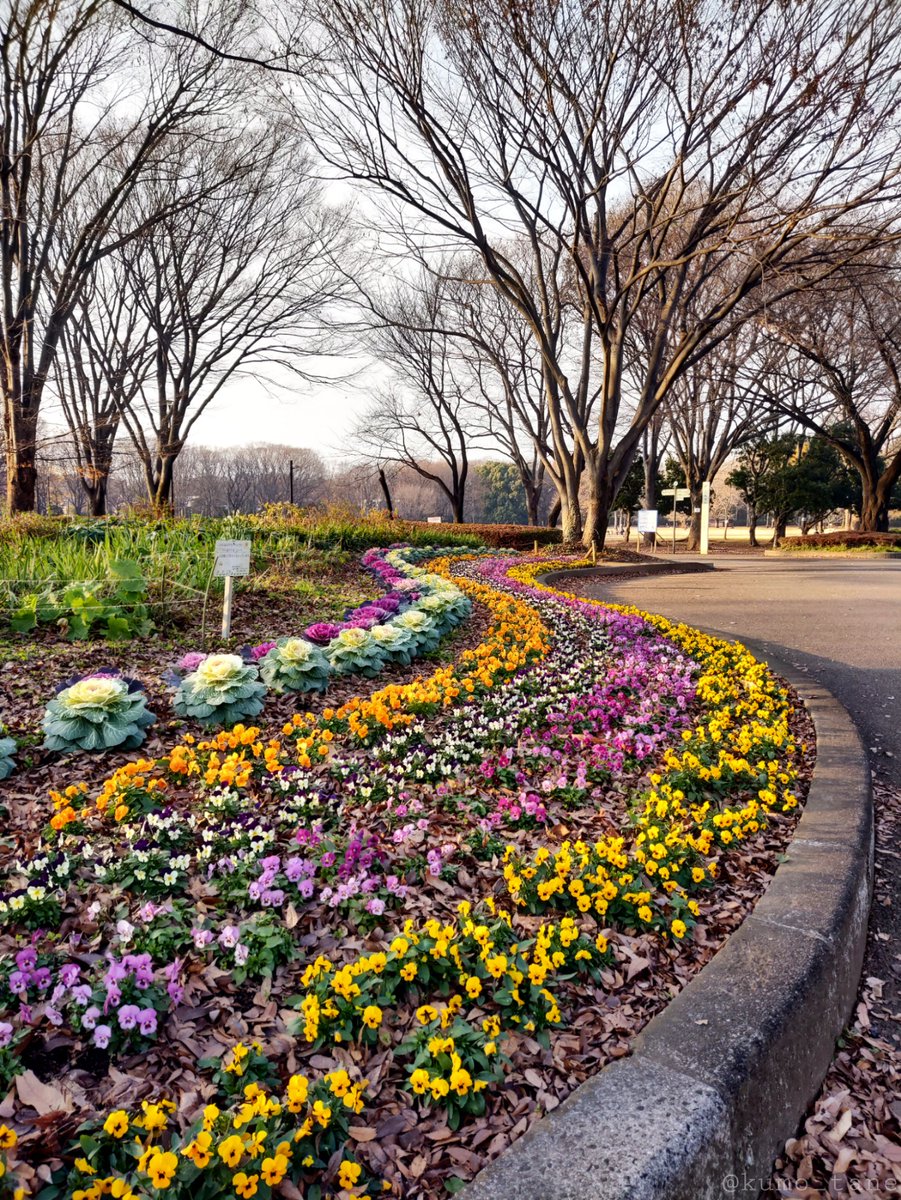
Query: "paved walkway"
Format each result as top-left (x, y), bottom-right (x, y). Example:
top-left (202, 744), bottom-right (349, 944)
top-left (565, 555), bottom-right (901, 1044)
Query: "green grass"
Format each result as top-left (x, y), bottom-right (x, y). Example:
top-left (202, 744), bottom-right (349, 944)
top-left (0, 508), bottom-right (486, 639)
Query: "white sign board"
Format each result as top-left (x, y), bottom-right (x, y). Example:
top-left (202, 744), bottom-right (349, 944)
top-left (637, 509), bottom-right (658, 533)
top-left (662, 487), bottom-right (690, 500)
top-left (426, 516), bottom-right (443, 524)
top-left (214, 539), bottom-right (251, 577)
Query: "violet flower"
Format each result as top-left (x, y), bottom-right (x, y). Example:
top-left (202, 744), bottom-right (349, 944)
top-left (93, 1024), bottom-right (112, 1048)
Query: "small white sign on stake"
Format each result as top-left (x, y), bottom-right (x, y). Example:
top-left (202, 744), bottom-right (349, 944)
top-left (214, 540), bottom-right (251, 577)
top-left (214, 539), bottom-right (251, 638)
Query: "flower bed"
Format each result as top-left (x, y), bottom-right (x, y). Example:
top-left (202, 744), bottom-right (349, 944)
top-left (0, 551), bottom-right (811, 1199)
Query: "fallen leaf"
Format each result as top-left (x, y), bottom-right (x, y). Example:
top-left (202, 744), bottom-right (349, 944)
top-left (15, 1072), bottom-right (74, 1116)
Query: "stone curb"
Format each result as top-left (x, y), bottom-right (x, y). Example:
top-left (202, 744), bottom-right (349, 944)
top-left (464, 608), bottom-right (873, 1200)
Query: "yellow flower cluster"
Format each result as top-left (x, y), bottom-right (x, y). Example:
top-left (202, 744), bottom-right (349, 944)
top-left (66, 1066), bottom-right (370, 1200)
top-left (167, 726), bottom-right (285, 789)
top-left (48, 760), bottom-right (167, 831)
top-left (504, 558), bottom-right (802, 937)
top-left (294, 902), bottom-right (602, 1062)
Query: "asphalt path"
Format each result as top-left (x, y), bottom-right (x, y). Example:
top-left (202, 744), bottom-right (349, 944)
top-left (565, 554), bottom-right (901, 1044)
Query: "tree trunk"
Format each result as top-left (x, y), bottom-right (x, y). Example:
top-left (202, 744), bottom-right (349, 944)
top-left (684, 482), bottom-right (704, 552)
top-left (377, 467), bottom-right (395, 518)
top-left (581, 471), bottom-right (612, 551)
top-left (4, 406), bottom-right (39, 513)
top-left (84, 478), bottom-right (109, 517)
top-left (748, 507), bottom-right (758, 548)
top-left (559, 496), bottom-right (582, 543)
top-left (146, 455), bottom-right (176, 515)
top-left (859, 494), bottom-right (889, 532)
top-left (524, 484), bottom-right (540, 526)
top-left (553, 475), bottom-right (583, 543)
top-left (641, 429), bottom-right (661, 548)
top-left (451, 493), bottom-right (465, 523)
top-left (858, 473), bottom-right (894, 531)
top-left (773, 513), bottom-right (787, 544)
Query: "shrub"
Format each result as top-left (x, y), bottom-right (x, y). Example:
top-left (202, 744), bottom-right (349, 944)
top-left (777, 530), bottom-right (901, 550)
top-left (259, 637), bottom-right (330, 693)
top-left (43, 674), bottom-right (156, 753)
top-left (173, 654), bottom-right (267, 727)
top-left (404, 521), bottom-right (562, 550)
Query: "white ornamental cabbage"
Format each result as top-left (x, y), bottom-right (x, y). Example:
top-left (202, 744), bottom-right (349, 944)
top-left (259, 637), bottom-right (330, 693)
top-left (325, 627), bottom-right (388, 677)
top-left (369, 621), bottom-right (417, 665)
top-left (43, 675), bottom-right (156, 753)
top-left (393, 608), bottom-right (441, 653)
top-left (174, 653), bottom-right (266, 727)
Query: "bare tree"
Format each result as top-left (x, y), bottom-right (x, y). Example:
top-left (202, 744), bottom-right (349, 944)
top-left (355, 274), bottom-right (474, 521)
top-left (0, 0), bottom-right (249, 512)
top-left (50, 252), bottom-right (153, 514)
top-left (662, 326), bottom-right (772, 550)
top-left (439, 264), bottom-right (553, 526)
top-left (71, 126), bottom-right (348, 510)
top-left (171, 442), bottom-right (326, 514)
top-left (291, 0), bottom-right (901, 546)
top-left (762, 269), bottom-right (901, 531)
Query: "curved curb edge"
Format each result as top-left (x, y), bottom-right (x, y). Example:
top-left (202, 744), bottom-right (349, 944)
top-left (463, 610), bottom-right (874, 1200)
top-left (539, 561), bottom-right (715, 586)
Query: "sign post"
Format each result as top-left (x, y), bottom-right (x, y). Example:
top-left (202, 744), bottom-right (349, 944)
top-left (214, 539), bottom-right (251, 638)
top-left (699, 481), bottom-right (711, 555)
top-left (661, 488), bottom-right (690, 553)
top-left (636, 508), bottom-right (658, 553)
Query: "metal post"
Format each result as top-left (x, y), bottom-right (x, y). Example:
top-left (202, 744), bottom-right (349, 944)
top-left (289, 460), bottom-right (294, 505)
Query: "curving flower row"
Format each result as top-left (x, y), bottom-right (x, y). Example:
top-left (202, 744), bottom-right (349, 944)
top-left (0, 549), bottom-right (807, 1198)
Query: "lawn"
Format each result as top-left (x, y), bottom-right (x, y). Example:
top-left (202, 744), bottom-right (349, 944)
top-left (0, 521), bottom-right (812, 1200)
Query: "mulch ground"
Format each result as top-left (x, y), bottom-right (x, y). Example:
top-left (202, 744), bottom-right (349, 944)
top-left (0, 565), bottom-right (825, 1197)
top-left (768, 777), bottom-right (901, 1196)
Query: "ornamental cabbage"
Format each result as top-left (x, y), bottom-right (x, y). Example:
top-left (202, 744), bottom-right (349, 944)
top-left (368, 622), bottom-right (417, 665)
top-left (173, 653), bottom-right (266, 727)
top-left (43, 674), bottom-right (156, 753)
top-left (393, 609), bottom-right (442, 654)
top-left (417, 590), bottom-right (470, 634)
top-left (0, 725), bottom-right (16, 779)
top-left (259, 637), bottom-right (330, 693)
top-left (325, 627), bottom-right (388, 677)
